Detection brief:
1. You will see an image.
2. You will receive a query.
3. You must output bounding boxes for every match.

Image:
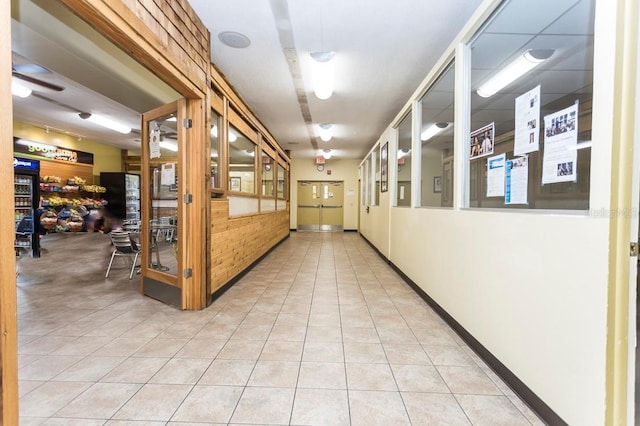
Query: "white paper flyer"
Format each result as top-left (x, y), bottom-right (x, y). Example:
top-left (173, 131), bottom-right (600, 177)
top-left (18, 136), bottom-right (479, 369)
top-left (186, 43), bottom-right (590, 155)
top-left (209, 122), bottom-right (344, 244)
top-left (514, 85), bottom-right (541, 155)
top-left (542, 103), bottom-right (578, 184)
top-left (487, 154), bottom-right (506, 197)
top-left (505, 156), bottom-right (528, 205)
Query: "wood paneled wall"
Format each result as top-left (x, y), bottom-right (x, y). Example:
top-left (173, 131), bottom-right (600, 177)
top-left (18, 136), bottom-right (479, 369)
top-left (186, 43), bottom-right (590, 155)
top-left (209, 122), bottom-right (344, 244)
top-left (210, 200), bottom-right (290, 295)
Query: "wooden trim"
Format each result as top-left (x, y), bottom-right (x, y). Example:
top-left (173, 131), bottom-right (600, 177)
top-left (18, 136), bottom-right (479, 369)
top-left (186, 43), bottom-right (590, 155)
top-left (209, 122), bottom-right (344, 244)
top-left (1, 0), bottom-right (19, 422)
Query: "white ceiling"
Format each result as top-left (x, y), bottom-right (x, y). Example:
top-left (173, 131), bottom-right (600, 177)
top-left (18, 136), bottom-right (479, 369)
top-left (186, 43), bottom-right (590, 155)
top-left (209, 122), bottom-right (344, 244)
top-left (11, 0), bottom-right (484, 160)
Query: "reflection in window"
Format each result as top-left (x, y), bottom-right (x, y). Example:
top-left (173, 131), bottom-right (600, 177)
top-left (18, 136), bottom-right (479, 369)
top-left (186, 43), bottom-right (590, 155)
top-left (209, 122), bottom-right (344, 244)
top-left (262, 152), bottom-right (275, 197)
top-left (362, 156), bottom-right (370, 205)
top-left (395, 112), bottom-right (412, 207)
top-left (420, 62), bottom-right (454, 208)
top-left (228, 124), bottom-right (256, 194)
top-left (277, 163), bottom-right (286, 199)
top-left (373, 148), bottom-right (379, 206)
top-left (468, 0), bottom-right (594, 209)
top-left (210, 109), bottom-right (220, 191)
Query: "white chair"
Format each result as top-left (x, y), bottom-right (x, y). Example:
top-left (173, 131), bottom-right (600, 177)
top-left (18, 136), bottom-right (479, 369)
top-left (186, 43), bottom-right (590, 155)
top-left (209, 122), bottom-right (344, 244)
top-left (105, 231), bottom-right (141, 279)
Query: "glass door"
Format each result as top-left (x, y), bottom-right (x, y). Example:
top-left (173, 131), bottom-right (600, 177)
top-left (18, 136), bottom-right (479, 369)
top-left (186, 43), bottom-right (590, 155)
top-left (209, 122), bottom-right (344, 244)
top-left (140, 101), bottom-right (183, 305)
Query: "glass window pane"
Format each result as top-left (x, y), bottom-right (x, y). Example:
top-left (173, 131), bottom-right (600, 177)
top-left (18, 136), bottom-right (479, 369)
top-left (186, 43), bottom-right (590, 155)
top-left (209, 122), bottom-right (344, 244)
top-left (228, 124), bottom-right (256, 194)
top-left (467, 0), bottom-right (594, 209)
top-left (210, 109), bottom-right (220, 190)
top-left (420, 62), bottom-right (454, 207)
top-left (396, 113), bottom-right (412, 207)
top-left (262, 152), bottom-right (275, 197)
top-left (373, 148), bottom-right (380, 206)
top-left (277, 163), bottom-right (286, 199)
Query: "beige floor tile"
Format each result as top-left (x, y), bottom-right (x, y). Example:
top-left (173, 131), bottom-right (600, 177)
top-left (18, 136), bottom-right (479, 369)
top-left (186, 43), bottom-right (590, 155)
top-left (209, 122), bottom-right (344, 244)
top-left (20, 381), bottom-right (92, 418)
top-left (175, 338), bottom-right (226, 358)
top-left (113, 383), bottom-right (192, 421)
top-left (149, 358), bottom-right (211, 384)
top-left (18, 380), bottom-right (44, 398)
top-left (105, 421), bottom-right (165, 425)
top-left (424, 345), bottom-right (475, 366)
top-left (305, 325), bottom-right (343, 342)
top-left (170, 385), bottom-right (243, 423)
top-left (413, 327), bottom-right (459, 346)
top-left (259, 340), bottom-right (304, 361)
top-left (268, 324), bottom-right (307, 341)
top-left (276, 312), bottom-right (309, 326)
top-left (291, 388), bottom-right (349, 425)
top-left (229, 387), bottom-right (295, 424)
top-left (19, 355), bottom-right (84, 380)
top-left (53, 356), bottom-right (125, 382)
top-left (18, 335), bottom-right (78, 355)
top-left (402, 391), bottom-right (471, 424)
top-left (342, 326), bottom-right (380, 343)
top-left (298, 362), bottom-right (347, 389)
top-left (391, 364), bottom-right (449, 393)
top-left (92, 337), bottom-right (153, 357)
top-left (45, 419), bottom-right (106, 425)
top-left (51, 336), bottom-right (113, 356)
top-left (437, 365), bottom-right (502, 395)
top-left (198, 359), bottom-right (256, 386)
top-left (193, 322), bottom-right (238, 339)
top-left (303, 341), bottom-right (344, 362)
top-left (54, 382), bottom-right (142, 419)
top-left (344, 342), bottom-right (387, 363)
top-left (230, 324), bottom-right (273, 341)
top-left (217, 340), bottom-right (265, 360)
top-left (346, 363), bottom-right (398, 391)
top-left (247, 360), bottom-right (300, 388)
top-left (383, 343), bottom-right (431, 365)
top-left (133, 338), bottom-right (189, 357)
top-left (348, 390), bottom-right (410, 426)
top-left (101, 357), bottom-right (169, 383)
top-left (242, 310), bottom-right (278, 326)
top-left (456, 394), bottom-right (530, 425)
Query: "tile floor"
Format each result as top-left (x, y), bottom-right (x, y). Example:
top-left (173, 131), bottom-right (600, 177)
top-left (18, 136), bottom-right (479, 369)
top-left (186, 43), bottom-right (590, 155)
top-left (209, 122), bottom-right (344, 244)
top-left (16, 231), bottom-right (545, 425)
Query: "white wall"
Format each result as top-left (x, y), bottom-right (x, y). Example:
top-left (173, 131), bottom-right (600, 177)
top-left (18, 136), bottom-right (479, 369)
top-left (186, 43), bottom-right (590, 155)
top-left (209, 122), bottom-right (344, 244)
top-left (290, 158), bottom-right (360, 230)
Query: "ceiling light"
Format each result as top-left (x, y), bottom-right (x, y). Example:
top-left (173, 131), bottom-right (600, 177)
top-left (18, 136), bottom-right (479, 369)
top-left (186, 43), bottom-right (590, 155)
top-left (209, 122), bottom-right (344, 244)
top-left (397, 148), bottom-right (411, 159)
top-left (218, 31), bottom-right (251, 48)
top-left (78, 112), bottom-right (131, 134)
top-left (310, 51), bottom-right (335, 100)
top-left (477, 49), bottom-right (554, 98)
top-left (159, 141), bottom-right (178, 152)
top-left (228, 129), bottom-right (238, 142)
top-left (421, 122), bottom-right (449, 141)
top-left (322, 148), bottom-right (332, 159)
top-left (318, 123), bottom-right (333, 141)
top-left (11, 78), bottom-right (31, 98)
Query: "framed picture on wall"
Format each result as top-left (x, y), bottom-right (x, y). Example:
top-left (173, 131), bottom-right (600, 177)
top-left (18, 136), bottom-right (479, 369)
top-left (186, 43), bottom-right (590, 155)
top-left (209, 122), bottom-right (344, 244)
top-left (230, 176), bottom-right (241, 192)
top-left (433, 176), bottom-right (442, 193)
top-left (381, 142), bottom-right (389, 192)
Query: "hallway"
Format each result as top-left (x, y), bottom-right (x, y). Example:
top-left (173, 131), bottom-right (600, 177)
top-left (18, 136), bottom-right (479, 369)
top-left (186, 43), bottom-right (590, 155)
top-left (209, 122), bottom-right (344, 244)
top-left (17, 232), bottom-right (543, 425)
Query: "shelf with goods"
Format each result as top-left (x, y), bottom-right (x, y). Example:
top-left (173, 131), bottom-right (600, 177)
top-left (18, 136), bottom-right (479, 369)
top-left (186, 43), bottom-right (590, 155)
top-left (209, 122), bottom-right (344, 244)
top-left (14, 176), bottom-right (34, 250)
top-left (39, 175), bottom-right (107, 233)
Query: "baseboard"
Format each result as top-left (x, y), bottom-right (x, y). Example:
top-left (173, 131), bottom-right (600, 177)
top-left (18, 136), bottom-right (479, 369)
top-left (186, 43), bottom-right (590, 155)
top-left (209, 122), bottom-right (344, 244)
top-left (359, 233), bottom-right (567, 426)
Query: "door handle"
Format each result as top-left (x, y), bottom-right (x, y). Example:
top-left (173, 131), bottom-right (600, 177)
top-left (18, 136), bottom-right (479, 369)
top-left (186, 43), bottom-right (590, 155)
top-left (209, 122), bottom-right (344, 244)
top-left (321, 205), bottom-right (343, 208)
top-left (299, 204), bottom-right (321, 208)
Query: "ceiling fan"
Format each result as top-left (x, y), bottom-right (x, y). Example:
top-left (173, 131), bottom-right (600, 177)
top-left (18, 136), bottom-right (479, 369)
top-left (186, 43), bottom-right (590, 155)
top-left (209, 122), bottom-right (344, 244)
top-left (12, 63), bottom-right (65, 92)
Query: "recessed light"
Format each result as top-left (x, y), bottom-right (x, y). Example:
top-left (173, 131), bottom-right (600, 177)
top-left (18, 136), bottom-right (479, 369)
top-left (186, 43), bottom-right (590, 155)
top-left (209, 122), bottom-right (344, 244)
top-left (218, 31), bottom-right (251, 49)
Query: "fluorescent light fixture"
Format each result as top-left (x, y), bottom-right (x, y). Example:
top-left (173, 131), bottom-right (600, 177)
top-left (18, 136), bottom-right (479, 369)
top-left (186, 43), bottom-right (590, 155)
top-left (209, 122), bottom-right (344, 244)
top-left (11, 78), bottom-right (32, 98)
top-left (310, 51), bottom-right (335, 100)
top-left (421, 122), bottom-right (449, 141)
top-left (321, 149), bottom-right (332, 159)
top-left (166, 116), bottom-right (177, 122)
top-left (397, 148), bottom-right (411, 159)
top-left (477, 49), bottom-right (554, 98)
top-left (159, 141), bottom-right (178, 151)
top-left (211, 125), bottom-right (218, 137)
top-left (228, 129), bottom-right (238, 142)
top-left (78, 112), bottom-right (131, 134)
top-left (318, 123), bottom-right (332, 141)
top-left (246, 149), bottom-right (255, 157)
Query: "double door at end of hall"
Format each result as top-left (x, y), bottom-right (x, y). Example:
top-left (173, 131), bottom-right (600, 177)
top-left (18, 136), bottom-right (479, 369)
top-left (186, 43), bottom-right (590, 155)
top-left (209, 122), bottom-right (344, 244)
top-left (297, 181), bottom-right (344, 231)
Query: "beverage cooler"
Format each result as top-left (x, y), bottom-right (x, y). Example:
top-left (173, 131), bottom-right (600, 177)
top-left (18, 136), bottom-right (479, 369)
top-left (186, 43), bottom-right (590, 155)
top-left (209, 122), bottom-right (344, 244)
top-left (13, 157), bottom-right (40, 257)
top-left (100, 172), bottom-right (141, 223)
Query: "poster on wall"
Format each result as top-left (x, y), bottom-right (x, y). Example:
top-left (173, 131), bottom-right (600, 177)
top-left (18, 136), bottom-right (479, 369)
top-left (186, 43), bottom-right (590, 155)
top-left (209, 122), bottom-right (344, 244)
top-left (505, 156), bottom-right (528, 205)
top-left (149, 127), bottom-right (161, 159)
top-left (161, 162), bottom-right (175, 186)
top-left (487, 153), bottom-right (506, 197)
top-left (469, 122), bottom-right (494, 159)
top-left (541, 103), bottom-right (578, 184)
top-left (514, 85), bottom-right (541, 155)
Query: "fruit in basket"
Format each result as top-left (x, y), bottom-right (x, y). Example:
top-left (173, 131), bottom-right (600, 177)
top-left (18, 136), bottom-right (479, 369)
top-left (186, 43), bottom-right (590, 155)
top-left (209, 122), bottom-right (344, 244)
top-left (41, 175), bottom-right (61, 183)
top-left (39, 210), bottom-right (58, 230)
top-left (72, 176), bottom-right (86, 186)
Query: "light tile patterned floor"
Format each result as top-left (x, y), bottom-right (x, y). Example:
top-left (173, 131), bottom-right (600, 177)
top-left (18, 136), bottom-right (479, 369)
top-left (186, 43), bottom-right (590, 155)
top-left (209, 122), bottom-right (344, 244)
top-left (16, 231), bottom-right (545, 425)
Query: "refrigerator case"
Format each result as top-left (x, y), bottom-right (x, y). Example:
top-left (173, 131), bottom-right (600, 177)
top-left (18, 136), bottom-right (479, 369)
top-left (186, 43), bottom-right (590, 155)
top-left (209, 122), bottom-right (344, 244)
top-left (100, 172), bottom-right (140, 222)
top-left (13, 157), bottom-right (40, 257)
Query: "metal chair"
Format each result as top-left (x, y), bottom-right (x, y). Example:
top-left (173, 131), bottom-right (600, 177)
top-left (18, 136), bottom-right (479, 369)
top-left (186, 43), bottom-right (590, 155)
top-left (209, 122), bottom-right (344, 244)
top-left (105, 231), bottom-right (141, 279)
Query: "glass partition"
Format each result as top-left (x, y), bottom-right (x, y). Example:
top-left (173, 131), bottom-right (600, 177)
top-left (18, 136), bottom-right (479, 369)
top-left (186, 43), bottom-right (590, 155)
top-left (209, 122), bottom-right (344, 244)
top-left (395, 112), bottom-right (412, 207)
top-left (277, 163), bottom-right (286, 199)
top-left (262, 152), bottom-right (275, 197)
top-left (228, 124), bottom-right (256, 194)
top-left (419, 62), bottom-right (455, 207)
top-left (210, 109), bottom-right (220, 191)
top-left (467, 0), bottom-right (594, 209)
